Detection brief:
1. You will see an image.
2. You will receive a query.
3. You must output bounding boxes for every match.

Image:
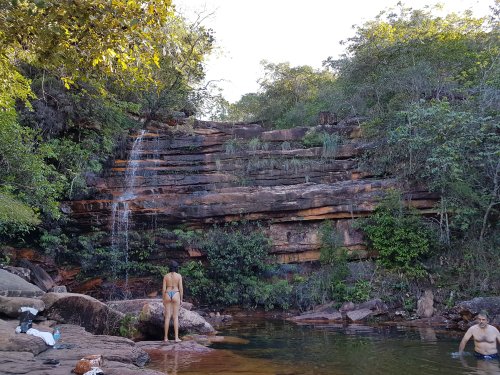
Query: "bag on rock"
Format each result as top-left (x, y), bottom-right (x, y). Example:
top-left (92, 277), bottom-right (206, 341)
top-left (72, 359), bottom-right (91, 374)
top-left (18, 310), bottom-right (35, 333)
top-left (83, 355), bottom-right (104, 367)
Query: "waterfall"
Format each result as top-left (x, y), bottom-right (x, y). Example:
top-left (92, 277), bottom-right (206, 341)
top-left (150, 129), bottom-right (161, 235)
top-left (110, 129), bottom-right (146, 292)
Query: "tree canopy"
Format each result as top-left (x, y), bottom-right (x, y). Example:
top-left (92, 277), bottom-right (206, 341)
top-left (0, 0), bottom-right (215, 236)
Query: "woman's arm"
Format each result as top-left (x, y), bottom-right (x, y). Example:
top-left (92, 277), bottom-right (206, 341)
top-left (178, 275), bottom-right (184, 303)
top-left (162, 275), bottom-right (166, 303)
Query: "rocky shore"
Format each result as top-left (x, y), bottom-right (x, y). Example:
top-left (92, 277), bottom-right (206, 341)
top-left (0, 269), bottom-right (216, 375)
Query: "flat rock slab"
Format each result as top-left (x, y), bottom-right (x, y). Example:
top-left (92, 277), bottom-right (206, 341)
top-left (0, 320), bottom-right (48, 355)
top-left (289, 311), bottom-right (343, 322)
top-left (0, 321), bottom-right (163, 375)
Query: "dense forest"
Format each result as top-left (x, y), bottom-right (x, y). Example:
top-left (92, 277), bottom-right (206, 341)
top-left (0, 1), bottom-right (498, 311)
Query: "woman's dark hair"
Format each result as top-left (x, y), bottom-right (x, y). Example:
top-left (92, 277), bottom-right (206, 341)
top-left (169, 260), bottom-right (179, 273)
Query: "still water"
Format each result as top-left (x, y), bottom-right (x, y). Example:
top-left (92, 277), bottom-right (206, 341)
top-left (147, 319), bottom-right (500, 375)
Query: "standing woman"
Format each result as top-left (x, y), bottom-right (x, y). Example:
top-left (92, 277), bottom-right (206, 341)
top-left (162, 260), bottom-right (183, 342)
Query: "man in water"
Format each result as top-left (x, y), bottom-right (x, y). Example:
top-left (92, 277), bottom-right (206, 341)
top-left (459, 311), bottom-right (500, 359)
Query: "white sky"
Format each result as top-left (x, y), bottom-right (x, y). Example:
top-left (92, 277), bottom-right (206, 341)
top-left (175, 0), bottom-right (494, 103)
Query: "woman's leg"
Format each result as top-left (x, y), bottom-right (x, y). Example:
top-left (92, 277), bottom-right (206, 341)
top-left (172, 296), bottom-right (181, 342)
top-left (164, 302), bottom-right (172, 341)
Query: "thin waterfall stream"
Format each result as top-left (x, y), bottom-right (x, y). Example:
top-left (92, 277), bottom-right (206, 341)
top-left (110, 129), bottom-right (146, 293)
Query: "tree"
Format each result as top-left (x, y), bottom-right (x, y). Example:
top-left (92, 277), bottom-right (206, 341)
top-left (323, 5), bottom-right (494, 117)
top-left (223, 61), bottom-right (336, 128)
top-left (0, 0), bottom-right (216, 242)
top-left (0, 0), bottom-right (176, 96)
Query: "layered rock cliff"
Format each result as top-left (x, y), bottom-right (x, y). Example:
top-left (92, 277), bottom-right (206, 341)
top-left (67, 117), bottom-right (438, 263)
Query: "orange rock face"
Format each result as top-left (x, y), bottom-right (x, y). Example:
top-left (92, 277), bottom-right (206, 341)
top-left (66, 119), bottom-right (439, 263)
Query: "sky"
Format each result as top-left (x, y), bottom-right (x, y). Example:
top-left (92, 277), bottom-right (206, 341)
top-left (176, 0), bottom-right (494, 103)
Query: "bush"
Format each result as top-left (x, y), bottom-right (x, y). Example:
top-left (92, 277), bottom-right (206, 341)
top-left (357, 191), bottom-right (434, 278)
top-left (176, 222), bottom-right (298, 310)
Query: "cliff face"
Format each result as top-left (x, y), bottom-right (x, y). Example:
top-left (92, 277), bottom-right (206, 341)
top-left (67, 118), bottom-right (438, 263)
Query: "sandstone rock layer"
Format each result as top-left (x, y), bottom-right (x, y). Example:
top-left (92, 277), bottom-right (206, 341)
top-left (67, 120), bottom-right (438, 263)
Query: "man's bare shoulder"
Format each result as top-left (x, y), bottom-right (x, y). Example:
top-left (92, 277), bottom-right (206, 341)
top-left (487, 324), bottom-right (500, 333)
top-left (466, 324), bottom-right (482, 334)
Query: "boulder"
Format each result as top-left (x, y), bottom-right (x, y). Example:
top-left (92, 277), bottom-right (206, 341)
top-left (106, 299), bottom-right (159, 315)
top-left (0, 269), bottom-right (45, 298)
top-left (41, 292), bottom-right (124, 335)
top-left (346, 308), bottom-right (373, 322)
top-left (107, 297), bottom-right (188, 314)
top-left (50, 285), bottom-right (67, 293)
top-left (138, 301), bottom-right (215, 339)
top-left (0, 296), bottom-right (45, 318)
top-left (18, 259), bottom-right (55, 292)
top-left (455, 296), bottom-right (500, 325)
top-left (358, 298), bottom-right (389, 316)
top-left (416, 290), bottom-right (434, 318)
top-left (339, 301), bottom-right (356, 313)
top-left (0, 265), bottom-right (31, 282)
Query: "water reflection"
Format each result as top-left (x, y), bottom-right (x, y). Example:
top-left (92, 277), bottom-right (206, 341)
top-left (460, 356), bottom-right (500, 375)
top-left (418, 327), bottom-right (437, 342)
top-left (147, 319), bottom-right (500, 375)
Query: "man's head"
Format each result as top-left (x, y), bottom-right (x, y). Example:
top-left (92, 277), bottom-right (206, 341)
top-left (476, 310), bottom-right (489, 328)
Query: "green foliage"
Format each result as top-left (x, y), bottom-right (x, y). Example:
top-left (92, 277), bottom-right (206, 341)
top-left (0, 110), bottom-right (65, 221)
top-left (0, 191), bottom-right (40, 238)
top-left (293, 222), bottom-right (364, 311)
top-left (430, 237), bottom-right (500, 297)
top-left (358, 191), bottom-right (434, 278)
top-left (224, 138), bottom-right (240, 155)
top-left (176, 222), bottom-right (280, 308)
top-left (0, 0), bottom-right (177, 92)
top-left (253, 279), bottom-right (293, 311)
top-left (39, 230), bottom-right (69, 260)
top-left (319, 221), bottom-right (347, 267)
top-left (119, 313), bottom-right (139, 339)
top-left (179, 260), bottom-right (211, 299)
top-left (346, 280), bottom-right (372, 303)
top-left (221, 61), bottom-right (336, 128)
top-left (200, 222), bottom-right (270, 282)
top-left (324, 5), bottom-right (495, 117)
top-left (301, 129), bottom-right (344, 158)
top-left (77, 230), bottom-right (161, 279)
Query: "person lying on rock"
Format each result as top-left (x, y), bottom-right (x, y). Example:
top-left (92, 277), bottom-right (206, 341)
top-left (459, 310), bottom-right (500, 359)
top-left (162, 260), bottom-right (183, 343)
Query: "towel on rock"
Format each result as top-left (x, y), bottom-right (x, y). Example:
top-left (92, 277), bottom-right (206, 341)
top-left (26, 327), bottom-right (56, 346)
